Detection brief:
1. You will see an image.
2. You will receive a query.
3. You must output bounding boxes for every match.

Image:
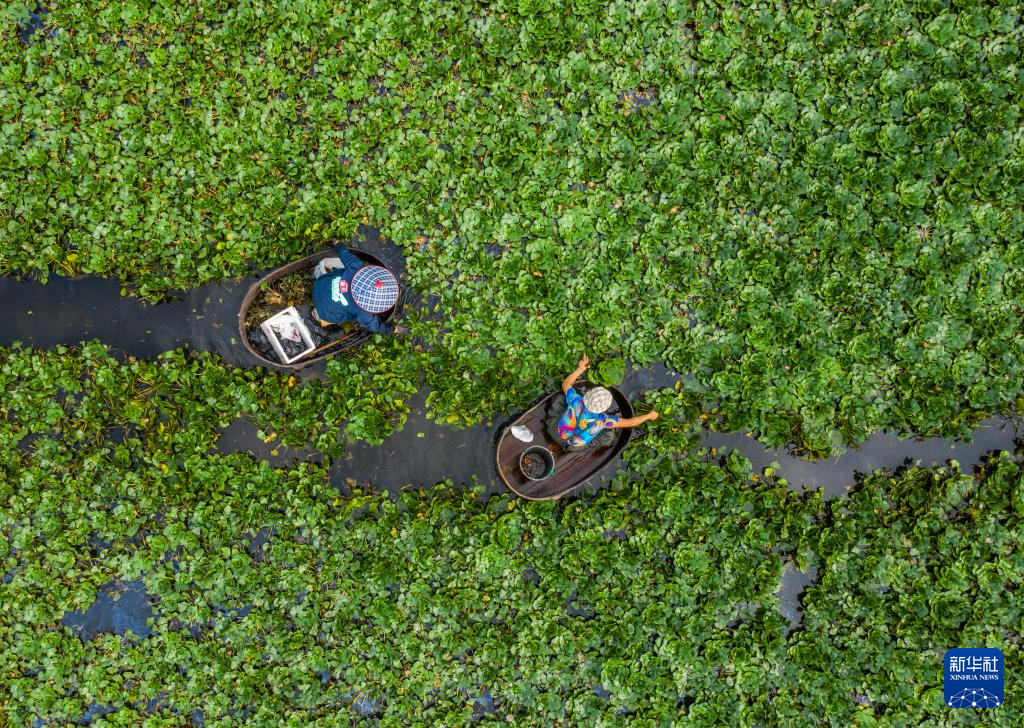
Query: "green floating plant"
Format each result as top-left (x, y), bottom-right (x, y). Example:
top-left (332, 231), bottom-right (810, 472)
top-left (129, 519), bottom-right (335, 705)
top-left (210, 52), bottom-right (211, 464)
top-left (2, 0), bottom-right (1021, 455)
top-left (2, 342), bottom-right (1022, 723)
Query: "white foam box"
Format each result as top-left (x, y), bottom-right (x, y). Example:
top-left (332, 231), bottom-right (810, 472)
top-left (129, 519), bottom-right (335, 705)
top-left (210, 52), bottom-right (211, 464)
top-left (259, 306), bottom-right (315, 364)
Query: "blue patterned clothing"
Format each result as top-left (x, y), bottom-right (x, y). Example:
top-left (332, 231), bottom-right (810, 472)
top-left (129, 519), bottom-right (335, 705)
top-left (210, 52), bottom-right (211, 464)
top-left (556, 387), bottom-right (619, 448)
top-left (311, 244), bottom-right (393, 333)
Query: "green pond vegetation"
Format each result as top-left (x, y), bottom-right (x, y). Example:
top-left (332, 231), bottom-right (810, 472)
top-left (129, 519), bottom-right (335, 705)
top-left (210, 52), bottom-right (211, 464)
top-left (1, 344), bottom-right (1022, 723)
top-left (2, 0), bottom-right (1023, 724)
top-left (2, 0), bottom-right (1021, 452)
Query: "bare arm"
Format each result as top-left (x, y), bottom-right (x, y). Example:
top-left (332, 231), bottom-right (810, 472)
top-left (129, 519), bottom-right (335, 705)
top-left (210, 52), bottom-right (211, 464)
top-left (562, 354), bottom-right (589, 393)
top-left (609, 411), bottom-right (659, 429)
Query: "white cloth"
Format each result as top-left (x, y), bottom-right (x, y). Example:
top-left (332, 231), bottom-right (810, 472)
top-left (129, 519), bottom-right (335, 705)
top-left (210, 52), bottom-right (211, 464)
top-left (511, 425), bottom-right (534, 442)
top-left (312, 256), bottom-right (343, 279)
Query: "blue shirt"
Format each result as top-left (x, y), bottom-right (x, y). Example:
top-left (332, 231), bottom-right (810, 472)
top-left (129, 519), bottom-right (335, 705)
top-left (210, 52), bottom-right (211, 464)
top-left (311, 244), bottom-right (392, 334)
top-left (557, 387), bottom-right (618, 448)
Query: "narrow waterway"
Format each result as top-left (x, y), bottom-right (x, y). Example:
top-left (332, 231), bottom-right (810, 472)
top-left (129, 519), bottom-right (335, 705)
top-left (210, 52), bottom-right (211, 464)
top-left (4, 265), bottom-right (1017, 502)
top-left (0, 267), bottom-right (259, 368)
top-left (2, 244), bottom-right (1021, 645)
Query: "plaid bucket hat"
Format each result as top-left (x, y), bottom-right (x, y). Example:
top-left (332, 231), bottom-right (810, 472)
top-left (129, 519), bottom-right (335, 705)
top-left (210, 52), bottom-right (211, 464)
top-left (350, 265), bottom-right (400, 313)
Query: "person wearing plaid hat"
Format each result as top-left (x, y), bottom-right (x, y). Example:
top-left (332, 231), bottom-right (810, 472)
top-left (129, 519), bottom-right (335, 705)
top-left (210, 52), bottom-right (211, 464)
top-left (546, 354), bottom-right (659, 451)
top-left (311, 243), bottom-right (408, 335)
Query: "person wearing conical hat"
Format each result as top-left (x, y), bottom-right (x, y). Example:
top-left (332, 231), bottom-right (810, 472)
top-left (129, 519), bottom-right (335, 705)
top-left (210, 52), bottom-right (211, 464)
top-left (546, 354), bottom-right (659, 451)
top-left (311, 243), bottom-right (408, 335)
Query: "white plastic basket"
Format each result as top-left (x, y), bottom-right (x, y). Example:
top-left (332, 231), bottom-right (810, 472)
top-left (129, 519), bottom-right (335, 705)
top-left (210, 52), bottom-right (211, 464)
top-left (259, 306), bottom-right (315, 364)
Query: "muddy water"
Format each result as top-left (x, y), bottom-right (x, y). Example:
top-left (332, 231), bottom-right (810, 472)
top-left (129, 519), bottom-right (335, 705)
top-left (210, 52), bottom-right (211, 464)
top-left (775, 564), bottom-right (819, 634)
top-left (331, 387), bottom-right (507, 497)
top-left (330, 364), bottom-right (1019, 503)
top-left (0, 224), bottom-right (400, 374)
top-left (0, 274), bottom-right (191, 359)
top-left (217, 416), bottom-right (319, 465)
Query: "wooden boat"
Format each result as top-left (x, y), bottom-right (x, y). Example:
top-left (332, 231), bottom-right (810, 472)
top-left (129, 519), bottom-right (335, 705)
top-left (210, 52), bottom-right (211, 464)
top-left (495, 384), bottom-right (634, 500)
top-left (238, 248), bottom-right (396, 370)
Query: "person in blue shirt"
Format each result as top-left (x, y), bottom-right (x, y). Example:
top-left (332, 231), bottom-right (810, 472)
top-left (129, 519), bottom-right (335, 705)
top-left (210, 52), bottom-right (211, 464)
top-left (311, 243), bottom-right (408, 335)
top-left (546, 354), bottom-right (659, 451)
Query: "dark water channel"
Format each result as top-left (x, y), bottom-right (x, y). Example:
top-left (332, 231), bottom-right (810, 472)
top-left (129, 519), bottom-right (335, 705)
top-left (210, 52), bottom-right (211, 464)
top-left (3, 248), bottom-right (1022, 693)
top-left (329, 363), bottom-right (688, 498)
top-left (0, 270), bottom-right (260, 368)
top-left (4, 266), bottom-right (1016, 502)
top-left (61, 579), bottom-right (153, 641)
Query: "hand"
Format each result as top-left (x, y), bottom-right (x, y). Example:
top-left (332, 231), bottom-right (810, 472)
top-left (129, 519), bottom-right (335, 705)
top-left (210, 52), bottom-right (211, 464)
top-left (393, 324), bottom-right (411, 335)
top-left (647, 410), bottom-right (659, 421)
top-left (577, 354), bottom-right (589, 370)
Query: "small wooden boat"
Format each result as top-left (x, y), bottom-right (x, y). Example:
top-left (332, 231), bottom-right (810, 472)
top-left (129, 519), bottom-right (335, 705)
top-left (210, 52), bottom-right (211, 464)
top-left (495, 384), bottom-right (634, 500)
top-left (239, 248), bottom-right (396, 370)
